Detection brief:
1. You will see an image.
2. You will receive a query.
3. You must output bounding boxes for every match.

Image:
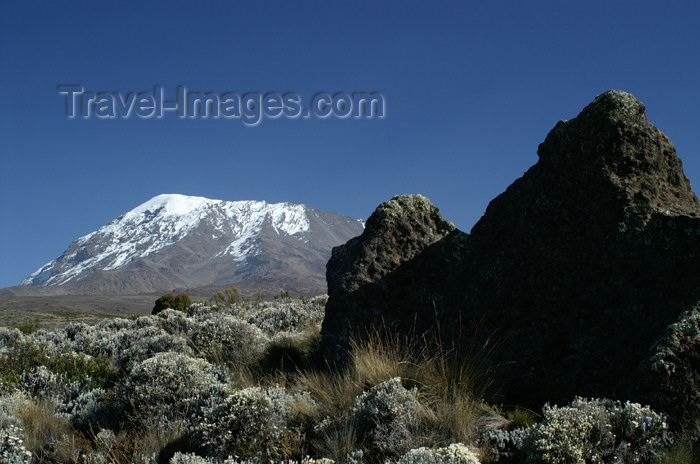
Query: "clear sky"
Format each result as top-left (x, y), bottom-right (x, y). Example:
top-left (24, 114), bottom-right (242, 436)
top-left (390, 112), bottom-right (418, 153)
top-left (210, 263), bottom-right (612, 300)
top-left (1, 1), bottom-right (699, 288)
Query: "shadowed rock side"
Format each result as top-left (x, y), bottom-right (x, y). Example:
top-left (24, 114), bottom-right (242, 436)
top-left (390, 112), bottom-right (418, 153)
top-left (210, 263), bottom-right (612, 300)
top-left (322, 195), bottom-right (461, 357)
top-left (320, 90), bottom-right (700, 423)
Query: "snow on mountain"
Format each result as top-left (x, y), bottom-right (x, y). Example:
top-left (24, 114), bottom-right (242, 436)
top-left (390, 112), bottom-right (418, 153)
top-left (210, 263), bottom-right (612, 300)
top-left (21, 194), bottom-right (365, 295)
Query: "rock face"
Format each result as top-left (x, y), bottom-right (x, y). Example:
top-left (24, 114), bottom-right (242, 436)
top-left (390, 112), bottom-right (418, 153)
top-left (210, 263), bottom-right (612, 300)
top-left (322, 195), bottom-right (460, 356)
top-left (321, 90), bottom-right (700, 422)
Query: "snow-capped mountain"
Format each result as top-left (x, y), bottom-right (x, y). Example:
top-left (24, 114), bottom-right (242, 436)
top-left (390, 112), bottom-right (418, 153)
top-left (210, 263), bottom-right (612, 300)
top-left (21, 194), bottom-right (365, 295)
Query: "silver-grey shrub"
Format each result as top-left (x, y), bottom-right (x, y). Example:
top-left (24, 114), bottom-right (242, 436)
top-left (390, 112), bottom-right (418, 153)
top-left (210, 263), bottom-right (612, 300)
top-left (22, 328), bottom-right (69, 356)
top-left (58, 387), bottom-right (107, 431)
top-left (0, 424), bottom-right (32, 464)
top-left (64, 318), bottom-right (192, 373)
top-left (187, 386), bottom-right (287, 461)
top-left (527, 403), bottom-right (594, 464)
top-left (116, 326), bottom-right (193, 371)
top-left (112, 352), bottom-right (223, 428)
top-left (179, 383), bottom-right (229, 437)
top-left (482, 397), bottom-right (672, 464)
top-left (169, 453), bottom-right (339, 464)
top-left (18, 366), bottom-right (88, 408)
top-left (396, 443), bottom-right (481, 464)
top-left (529, 398), bottom-right (671, 464)
top-left (189, 314), bottom-right (267, 367)
top-left (170, 452), bottom-right (215, 464)
top-left (0, 392), bottom-right (27, 430)
top-left (646, 306), bottom-right (700, 424)
top-left (94, 428), bottom-right (117, 456)
top-left (63, 322), bottom-right (97, 346)
top-left (0, 399), bottom-right (33, 463)
top-left (0, 327), bottom-right (22, 350)
top-left (245, 298), bottom-right (325, 336)
top-left (79, 318), bottom-right (143, 361)
top-left (352, 377), bottom-right (421, 463)
top-left (157, 308), bottom-right (197, 335)
top-left (480, 427), bottom-right (529, 462)
top-left (584, 398), bottom-right (671, 463)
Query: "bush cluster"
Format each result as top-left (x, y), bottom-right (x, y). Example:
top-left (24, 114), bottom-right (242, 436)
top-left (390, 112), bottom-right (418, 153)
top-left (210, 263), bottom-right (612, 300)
top-left (397, 443), bottom-right (481, 464)
top-left (352, 377), bottom-right (422, 463)
top-left (0, 393), bottom-right (32, 464)
top-left (112, 351), bottom-right (223, 427)
top-left (480, 397), bottom-right (672, 464)
top-left (153, 293), bottom-right (192, 315)
top-left (0, 295), bottom-right (685, 464)
top-left (188, 386), bottom-right (281, 459)
top-left (0, 297), bottom-right (327, 463)
top-left (190, 314), bottom-right (267, 366)
top-left (0, 423), bottom-right (33, 464)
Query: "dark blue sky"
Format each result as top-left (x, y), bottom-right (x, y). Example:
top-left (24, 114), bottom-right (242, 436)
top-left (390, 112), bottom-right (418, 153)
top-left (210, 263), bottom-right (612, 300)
top-left (1, 1), bottom-right (699, 287)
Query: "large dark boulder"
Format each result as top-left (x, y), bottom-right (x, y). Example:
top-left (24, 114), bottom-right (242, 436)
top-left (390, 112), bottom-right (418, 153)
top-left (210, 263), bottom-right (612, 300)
top-left (322, 194), bottom-right (461, 360)
top-left (320, 90), bottom-right (700, 423)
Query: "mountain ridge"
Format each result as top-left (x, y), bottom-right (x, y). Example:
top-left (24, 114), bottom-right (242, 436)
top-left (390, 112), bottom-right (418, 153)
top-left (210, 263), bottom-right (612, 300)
top-left (19, 194), bottom-right (365, 295)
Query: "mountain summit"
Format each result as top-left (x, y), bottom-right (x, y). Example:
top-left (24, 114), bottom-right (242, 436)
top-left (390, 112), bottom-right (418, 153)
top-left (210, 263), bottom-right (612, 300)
top-left (22, 194), bottom-right (365, 295)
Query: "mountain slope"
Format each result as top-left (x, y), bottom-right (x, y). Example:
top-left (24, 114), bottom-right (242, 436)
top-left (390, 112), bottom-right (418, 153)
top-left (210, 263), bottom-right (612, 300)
top-left (21, 194), bottom-right (365, 295)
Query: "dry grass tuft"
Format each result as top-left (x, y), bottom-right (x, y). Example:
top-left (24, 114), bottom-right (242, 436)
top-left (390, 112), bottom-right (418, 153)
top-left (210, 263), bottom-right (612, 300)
top-left (310, 419), bottom-right (358, 463)
top-left (18, 398), bottom-right (70, 461)
top-left (296, 323), bottom-right (501, 458)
